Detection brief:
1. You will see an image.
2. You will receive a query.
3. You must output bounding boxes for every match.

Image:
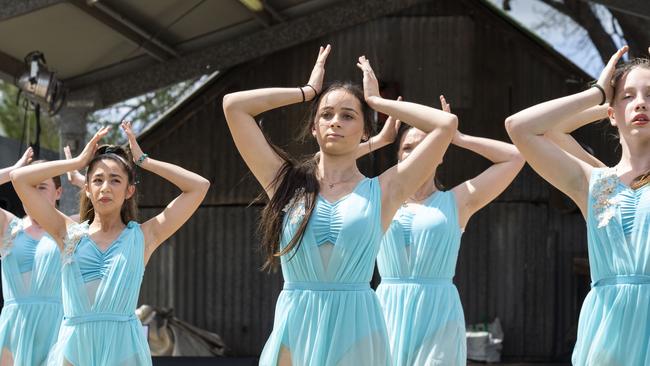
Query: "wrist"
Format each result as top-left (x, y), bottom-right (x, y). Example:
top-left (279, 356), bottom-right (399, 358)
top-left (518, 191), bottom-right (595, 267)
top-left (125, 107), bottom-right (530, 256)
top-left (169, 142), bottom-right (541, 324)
top-left (590, 83), bottom-right (607, 105)
top-left (366, 95), bottom-right (382, 108)
top-left (135, 153), bottom-right (149, 166)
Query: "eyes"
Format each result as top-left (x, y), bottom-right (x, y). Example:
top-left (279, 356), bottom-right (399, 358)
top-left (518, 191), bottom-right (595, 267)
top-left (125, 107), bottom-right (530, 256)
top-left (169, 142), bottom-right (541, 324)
top-left (91, 177), bottom-right (122, 185)
top-left (319, 111), bottom-right (356, 121)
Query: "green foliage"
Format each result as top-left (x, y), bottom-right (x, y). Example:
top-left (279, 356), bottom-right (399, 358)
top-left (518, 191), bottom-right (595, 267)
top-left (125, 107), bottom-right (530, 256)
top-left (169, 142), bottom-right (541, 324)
top-left (87, 77), bottom-right (203, 144)
top-left (0, 79), bottom-right (60, 151)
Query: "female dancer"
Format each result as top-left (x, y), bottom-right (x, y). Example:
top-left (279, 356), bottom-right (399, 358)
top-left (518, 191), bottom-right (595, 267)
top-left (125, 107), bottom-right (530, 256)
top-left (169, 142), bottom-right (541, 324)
top-left (506, 46), bottom-right (650, 365)
top-left (11, 122), bottom-right (210, 365)
top-left (0, 148), bottom-right (64, 365)
top-left (223, 45), bottom-right (458, 365)
top-left (358, 96), bottom-right (524, 365)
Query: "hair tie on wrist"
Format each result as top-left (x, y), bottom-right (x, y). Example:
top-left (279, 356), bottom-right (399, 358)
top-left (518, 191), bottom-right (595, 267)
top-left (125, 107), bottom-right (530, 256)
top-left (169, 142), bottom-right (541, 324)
top-left (299, 87), bottom-right (305, 103)
top-left (305, 84), bottom-right (319, 99)
top-left (591, 83), bottom-right (607, 105)
top-left (136, 153), bottom-right (148, 166)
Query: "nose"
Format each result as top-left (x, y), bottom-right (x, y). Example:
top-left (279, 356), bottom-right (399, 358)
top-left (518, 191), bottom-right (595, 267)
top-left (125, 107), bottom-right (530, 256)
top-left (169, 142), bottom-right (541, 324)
top-left (634, 94), bottom-right (648, 111)
top-left (100, 181), bottom-right (111, 192)
top-left (329, 116), bottom-right (341, 128)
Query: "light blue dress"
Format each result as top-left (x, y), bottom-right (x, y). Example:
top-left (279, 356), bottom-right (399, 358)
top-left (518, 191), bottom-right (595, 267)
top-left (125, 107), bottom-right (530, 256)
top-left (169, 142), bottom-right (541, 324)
top-left (0, 217), bottom-right (63, 365)
top-left (572, 168), bottom-right (650, 365)
top-left (47, 221), bottom-right (151, 365)
top-left (259, 177), bottom-right (391, 366)
top-left (376, 190), bottom-right (465, 366)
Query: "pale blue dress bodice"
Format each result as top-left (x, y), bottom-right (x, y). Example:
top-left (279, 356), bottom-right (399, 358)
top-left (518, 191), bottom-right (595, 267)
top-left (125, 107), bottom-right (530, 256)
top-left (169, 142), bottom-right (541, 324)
top-left (46, 221), bottom-right (151, 366)
top-left (260, 177), bottom-right (391, 366)
top-left (572, 168), bottom-right (650, 365)
top-left (0, 217), bottom-right (63, 365)
top-left (376, 190), bottom-right (466, 366)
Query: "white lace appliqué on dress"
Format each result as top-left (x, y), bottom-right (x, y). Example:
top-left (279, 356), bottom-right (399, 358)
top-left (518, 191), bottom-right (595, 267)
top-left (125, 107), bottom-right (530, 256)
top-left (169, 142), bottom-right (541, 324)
top-left (1, 218), bottom-right (22, 258)
top-left (282, 188), bottom-right (307, 225)
top-left (63, 221), bottom-right (89, 265)
top-left (592, 169), bottom-right (620, 228)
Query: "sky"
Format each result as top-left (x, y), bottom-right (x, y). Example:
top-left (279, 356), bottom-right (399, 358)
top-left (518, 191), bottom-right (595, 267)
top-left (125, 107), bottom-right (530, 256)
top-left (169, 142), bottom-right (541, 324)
top-left (486, 0), bottom-right (627, 78)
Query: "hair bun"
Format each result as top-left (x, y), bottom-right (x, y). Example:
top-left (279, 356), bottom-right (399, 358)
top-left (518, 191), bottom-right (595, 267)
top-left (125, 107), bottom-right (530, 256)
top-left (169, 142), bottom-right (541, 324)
top-left (95, 144), bottom-right (133, 162)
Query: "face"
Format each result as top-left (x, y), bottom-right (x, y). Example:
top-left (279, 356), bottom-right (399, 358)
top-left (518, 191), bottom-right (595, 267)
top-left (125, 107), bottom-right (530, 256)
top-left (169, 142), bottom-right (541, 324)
top-left (85, 159), bottom-right (135, 216)
top-left (609, 67), bottom-right (650, 140)
top-left (311, 89), bottom-right (367, 155)
top-left (23, 178), bottom-right (61, 213)
top-left (397, 128), bottom-right (427, 162)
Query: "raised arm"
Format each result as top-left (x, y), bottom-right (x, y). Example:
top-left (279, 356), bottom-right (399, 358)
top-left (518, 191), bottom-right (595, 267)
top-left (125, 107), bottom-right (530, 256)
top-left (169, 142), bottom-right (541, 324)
top-left (64, 145), bottom-right (87, 188)
top-left (354, 57), bottom-right (457, 227)
top-left (223, 45), bottom-right (331, 197)
top-left (0, 147), bottom-right (33, 234)
top-left (544, 105), bottom-right (608, 168)
top-left (10, 128), bottom-right (110, 248)
top-left (438, 96), bottom-right (525, 229)
top-left (505, 46), bottom-right (628, 215)
top-left (120, 122), bottom-right (210, 264)
top-left (355, 96), bottom-right (402, 159)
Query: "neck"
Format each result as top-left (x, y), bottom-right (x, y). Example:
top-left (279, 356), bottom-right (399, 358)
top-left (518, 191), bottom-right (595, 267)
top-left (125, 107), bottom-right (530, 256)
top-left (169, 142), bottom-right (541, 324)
top-left (317, 151), bottom-right (361, 182)
top-left (618, 138), bottom-right (650, 175)
top-left (409, 174), bottom-right (437, 201)
top-left (91, 211), bottom-right (125, 232)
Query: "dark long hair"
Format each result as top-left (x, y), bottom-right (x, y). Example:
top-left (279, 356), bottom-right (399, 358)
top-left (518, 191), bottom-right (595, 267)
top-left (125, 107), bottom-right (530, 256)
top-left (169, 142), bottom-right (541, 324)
top-left (610, 57), bottom-right (650, 189)
top-left (79, 145), bottom-right (138, 224)
top-left (259, 82), bottom-right (374, 270)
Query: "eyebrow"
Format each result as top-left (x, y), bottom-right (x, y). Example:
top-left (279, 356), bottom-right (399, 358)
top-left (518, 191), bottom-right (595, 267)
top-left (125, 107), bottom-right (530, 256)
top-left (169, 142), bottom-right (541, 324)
top-left (320, 106), bottom-right (359, 115)
top-left (92, 173), bottom-right (124, 178)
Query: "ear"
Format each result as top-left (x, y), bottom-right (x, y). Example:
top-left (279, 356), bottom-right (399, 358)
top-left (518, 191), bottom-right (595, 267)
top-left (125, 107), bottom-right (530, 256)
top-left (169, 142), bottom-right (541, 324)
top-left (55, 186), bottom-right (63, 201)
top-left (85, 183), bottom-right (91, 199)
top-left (125, 184), bottom-right (136, 200)
top-left (607, 105), bottom-right (617, 127)
top-left (311, 125), bottom-right (317, 138)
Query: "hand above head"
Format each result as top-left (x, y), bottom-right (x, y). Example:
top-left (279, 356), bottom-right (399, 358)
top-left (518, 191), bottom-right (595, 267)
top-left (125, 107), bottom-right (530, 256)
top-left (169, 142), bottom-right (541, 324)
top-left (356, 56), bottom-right (381, 104)
top-left (596, 45), bottom-right (628, 102)
top-left (440, 95), bottom-right (463, 143)
top-left (64, 145), bottom-right (86, 188)
top-left (77, 126), bottom-right (110, 166)
top-left (121, 121), bottom-right (144, 164)
top-left (14, 147), bottom-right (33, 168)
top-left (305, 44), bottom-right (331, 98)
top-left (377, 96), bottom-right (403, 143)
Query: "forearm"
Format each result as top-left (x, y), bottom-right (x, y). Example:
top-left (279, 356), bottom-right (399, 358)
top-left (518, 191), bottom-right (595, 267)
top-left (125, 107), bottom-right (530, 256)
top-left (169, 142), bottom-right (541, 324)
top-left (138, 158), bottom-right (209, 193)
top-left (223, 87), bottom-right (316, 117)
top-left (453, 133), bottom-right (521, 163)
top-left (506, 88), bottom-right (602, 136)
top-left (356, 136), bottom-right (392, 159)
top-left (551, 105), bottom-right (609, 134)
top-left (367, 97), bottom-right (456, 133)
top-left (0, 165), bottom-right (16, 185)
top-left (10, 158), bottom-right (84, 187)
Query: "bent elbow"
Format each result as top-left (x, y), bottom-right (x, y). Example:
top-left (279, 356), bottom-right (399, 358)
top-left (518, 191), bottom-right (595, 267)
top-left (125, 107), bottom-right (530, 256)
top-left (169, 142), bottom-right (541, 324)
top-left (504, 115), bottom-right (520, 136)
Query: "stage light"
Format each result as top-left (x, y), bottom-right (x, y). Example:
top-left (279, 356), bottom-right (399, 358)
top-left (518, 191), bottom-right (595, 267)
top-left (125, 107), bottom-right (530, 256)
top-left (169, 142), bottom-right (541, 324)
top-left (16, 51), bottom-right (65, 115)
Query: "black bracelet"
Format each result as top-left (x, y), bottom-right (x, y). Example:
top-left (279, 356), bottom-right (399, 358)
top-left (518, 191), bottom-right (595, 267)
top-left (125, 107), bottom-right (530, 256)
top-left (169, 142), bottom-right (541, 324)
top-left (299, 87), bottom-right (305, 102)
top-left (305, 84), bottom-right (319, 99)
top-left (591, 83), bottom-right (606, 106)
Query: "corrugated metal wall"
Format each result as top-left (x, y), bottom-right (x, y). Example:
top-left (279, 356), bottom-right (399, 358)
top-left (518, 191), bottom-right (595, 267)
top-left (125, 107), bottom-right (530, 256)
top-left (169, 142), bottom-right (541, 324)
top-left (136, 0), bottom-right (616, 360)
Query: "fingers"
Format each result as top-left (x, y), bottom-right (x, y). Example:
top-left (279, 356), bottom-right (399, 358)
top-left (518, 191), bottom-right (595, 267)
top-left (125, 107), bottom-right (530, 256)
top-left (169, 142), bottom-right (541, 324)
top-left (64, 145), bottom-right (73, 159)
top-left (439, 95), bottom-right (451, 113)
top-left (606, 45), bottom-right (628, 68)
top-left (318, 44), bottom-right (331, 61)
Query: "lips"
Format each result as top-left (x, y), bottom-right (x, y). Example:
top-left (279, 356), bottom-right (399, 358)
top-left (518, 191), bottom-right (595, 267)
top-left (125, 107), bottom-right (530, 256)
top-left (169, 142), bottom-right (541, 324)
top-left (326, 133), bottom-right (343, 139)
top-left (632, 114), bottom-right (649, 126)
top-left (98, 197), bottom-right (112, 203)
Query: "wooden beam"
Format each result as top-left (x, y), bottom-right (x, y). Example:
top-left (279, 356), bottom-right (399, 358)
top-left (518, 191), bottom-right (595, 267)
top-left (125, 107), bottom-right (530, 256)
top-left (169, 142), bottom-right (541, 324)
top-left (70, 0), bottom-right (432, 107)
